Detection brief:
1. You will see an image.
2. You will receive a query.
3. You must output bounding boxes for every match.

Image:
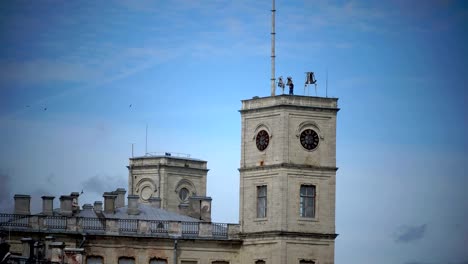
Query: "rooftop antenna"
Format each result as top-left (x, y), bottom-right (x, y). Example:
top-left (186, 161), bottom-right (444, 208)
top-left (131, 143), bottom-right (134, 158)
top-left (145, 124), bottom-right (148, 155)
top-left (270, 0), bottom-right (276, 96)
top-left (326, 69), bottom-right (328, 98)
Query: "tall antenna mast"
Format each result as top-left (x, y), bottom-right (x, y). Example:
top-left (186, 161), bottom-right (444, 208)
top-left (326, 69), bottom-right (329, 98)
top-left (145, 124), bottom-right (148, 155)
top-left (270, 0), bottom-right (276, 96)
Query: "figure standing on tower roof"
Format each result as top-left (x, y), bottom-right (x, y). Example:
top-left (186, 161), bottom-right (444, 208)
top-left (287, 77), bottom-right (294, 95)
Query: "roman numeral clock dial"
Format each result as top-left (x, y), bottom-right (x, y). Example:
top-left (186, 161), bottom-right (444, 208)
top-left (256, 130), bottom-right (270, 151)
top-left (300, 129), bottom-right (320, 150)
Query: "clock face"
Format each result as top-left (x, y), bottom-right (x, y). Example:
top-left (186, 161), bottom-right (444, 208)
top-left (300, 129), bottom-right (319, 150)
top-left (256, 130), bottom-right (270, 151)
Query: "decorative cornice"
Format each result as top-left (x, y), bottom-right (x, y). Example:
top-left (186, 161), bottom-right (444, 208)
top-left (127, 164), bottom-right (209, 173)
top-left (240, 104), bottom-right (340, 114)
top-left (239, 163), bottom-right (338, 172)
top-left (239, 231), bottom-right (338, 240)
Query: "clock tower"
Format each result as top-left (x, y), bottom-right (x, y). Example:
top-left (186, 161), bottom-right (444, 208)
top-left (239, 95), bottom-right (339, 264)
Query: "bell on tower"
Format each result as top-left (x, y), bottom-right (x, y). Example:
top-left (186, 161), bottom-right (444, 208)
top-left (304, 71), bottom-right (318, 96)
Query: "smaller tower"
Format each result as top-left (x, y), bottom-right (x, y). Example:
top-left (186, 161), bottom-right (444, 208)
top-left (127, 153), bottom-right (209, 214)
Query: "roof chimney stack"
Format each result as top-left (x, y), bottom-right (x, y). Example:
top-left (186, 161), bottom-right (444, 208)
top-left (103, 192), bottom-right (117, 214)
top-left (41, 196), bottom-right (55, 216)
top-left (114, 188), bottom-right (126, 208)
top-left (14, 194), bottom-right (31, 215)
top-left (127, 195), bottom-right (140, 215)
top-left (59, 195), bottom-right (73, 216)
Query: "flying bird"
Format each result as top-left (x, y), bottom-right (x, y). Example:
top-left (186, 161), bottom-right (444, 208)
top-left (129, 104), bottom-right (132, 108)
top-left (44, 107), bottom-right (47, 111)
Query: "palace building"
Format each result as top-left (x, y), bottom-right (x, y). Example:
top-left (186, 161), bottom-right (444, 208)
top-left (0, 94), bottom-right (339, 264)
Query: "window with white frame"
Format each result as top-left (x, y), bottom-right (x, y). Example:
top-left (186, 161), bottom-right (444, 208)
top-left (257, 185), bottom-right (267, 218)
top-left (300, 185), bottom-right (316, 218)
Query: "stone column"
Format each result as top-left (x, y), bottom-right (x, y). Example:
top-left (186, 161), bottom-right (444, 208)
top-left (50, 242), bottom-right (65, 263)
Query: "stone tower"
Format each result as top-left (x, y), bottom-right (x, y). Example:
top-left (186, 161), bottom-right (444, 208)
top-left (127, 154), bottom-right (211, 216)
top-left (239, 95), bottom-right (339, 264)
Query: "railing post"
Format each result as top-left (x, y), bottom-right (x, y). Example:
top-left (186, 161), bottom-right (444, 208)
top-left (76, 217), bottom-right (83, 231)
top-left (227, 224), bottom-right (240, 239)
top-left (198, 222), bottom-right (213, 238)
top-left (67, 217), bottom-right (77, 232)
top-left (139, 219), bottom-right (150, 235)
top-left (29, 215), bottom-right (39, 230)
top-left (168, 221), bottom-right (182, 237)
top-left (106, 218), bottom-right (119, 235)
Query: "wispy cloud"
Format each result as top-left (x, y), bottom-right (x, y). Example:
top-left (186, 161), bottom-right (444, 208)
top-left (81, 174), bottom-right (126, 196)
top-left (394, 224), bottom-right (427, 243)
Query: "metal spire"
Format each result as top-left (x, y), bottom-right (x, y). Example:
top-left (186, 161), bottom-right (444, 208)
top-left (270, 0), bottom-right (276, 96)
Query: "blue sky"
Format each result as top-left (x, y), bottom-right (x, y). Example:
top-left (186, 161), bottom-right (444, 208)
top-left (0, 1), bottom-right (467, 263)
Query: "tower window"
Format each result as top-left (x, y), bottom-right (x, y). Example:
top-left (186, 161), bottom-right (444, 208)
top-left (179, 187), bottom-right (189, 201)
top-left (299, 260), bottom-right (315, 264)
top-left (300, 185), bottom-right (315, 218)
top-left (257, 186), bottom-right (267, 218)
top-left (255, 260), bottom-right (266, 264)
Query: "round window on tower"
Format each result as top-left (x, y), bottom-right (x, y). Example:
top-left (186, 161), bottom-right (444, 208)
top-left (179, 187), bottom-right (189, 202)
top-left (141, 186), bottom-right (153, 201)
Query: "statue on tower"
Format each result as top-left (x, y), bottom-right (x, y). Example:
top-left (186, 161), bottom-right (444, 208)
top-left (287, 77), bottom-right (294, 95)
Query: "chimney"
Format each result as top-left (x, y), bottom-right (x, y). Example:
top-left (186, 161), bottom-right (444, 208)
top-left (41, 196), bottom-right (55, 216)
top-left (70, 192), bottom-right (80, 213)
top-left (82, 204), bottom-right (93, 211)
top-left (127, 195), bottom-right (140, 215)
top-left (93, 201), bottom-right (103, 213)
top-left (148, 197), bottom-right (161, 208)
top-left (59, 195), bottom-right (73, 216)
top-left (114, 188), bottom-right (126, 208)
top-left (14, 194), bottom-right (31, 215)
top-left (103, 192), bottom-right (117, 214)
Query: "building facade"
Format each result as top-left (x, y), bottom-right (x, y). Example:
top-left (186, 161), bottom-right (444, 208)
top-left (0, 94), bottom-right (339, 264)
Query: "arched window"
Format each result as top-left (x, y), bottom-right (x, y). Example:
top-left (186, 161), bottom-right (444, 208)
top-left (87, 256), bottom-right (103, 264)
top-left (179, 187), bottom-right (189, 201)
top-left (299, 260), bottom-right (315, 264)
top-left (119, 257), bottom-right (135, 264)
top-left (255, 260), bottom-right (266, 264)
